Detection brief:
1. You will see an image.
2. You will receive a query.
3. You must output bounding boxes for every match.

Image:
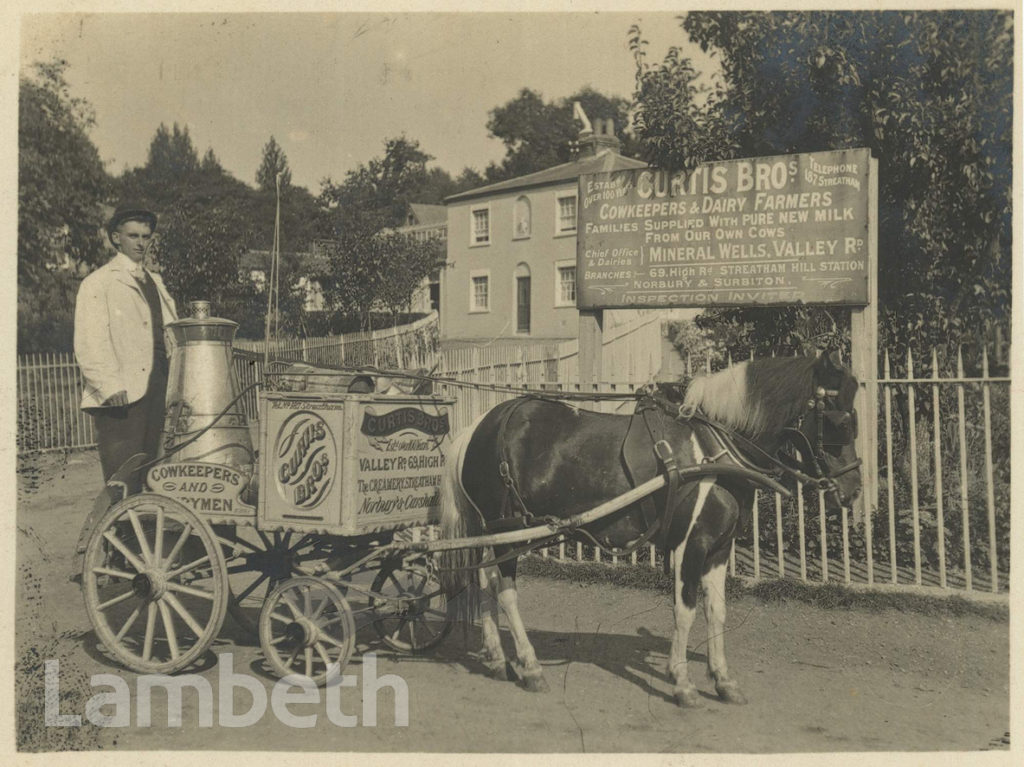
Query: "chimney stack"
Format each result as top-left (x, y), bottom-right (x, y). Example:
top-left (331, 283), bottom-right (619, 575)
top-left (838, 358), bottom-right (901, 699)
top-left (573, 102), bottom-right (621, 157)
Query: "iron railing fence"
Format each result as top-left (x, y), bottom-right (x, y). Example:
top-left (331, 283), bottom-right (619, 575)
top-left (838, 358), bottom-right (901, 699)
top-left (15, 324), bottom-right (1009, 594)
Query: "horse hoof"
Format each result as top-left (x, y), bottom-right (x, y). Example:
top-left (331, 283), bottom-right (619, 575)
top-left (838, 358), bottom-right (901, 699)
top-left (483, 660), bottom-right (510, 681)
top-left (715, 681), bottom-right (748, 705)
top-left (674, 687), bottom-right (701, 708)
top-left (522, 673), bottom-right (549, 693)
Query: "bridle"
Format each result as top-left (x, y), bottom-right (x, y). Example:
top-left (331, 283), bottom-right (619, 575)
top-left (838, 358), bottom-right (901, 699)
top-left (778, 386), bottom-right (862, 502)
top-left (638, 383), bottom-right (861, 503)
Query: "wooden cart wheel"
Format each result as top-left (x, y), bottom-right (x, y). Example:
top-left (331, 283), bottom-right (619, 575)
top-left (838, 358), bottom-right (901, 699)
top-left (370, 555), bottom-right (452, 654)
top-left (81, 494), bottom-right (229, 674)
top-left (215, 528), bottom-right (325, 638)
top-left (258, 576), bottom-right (355, 686)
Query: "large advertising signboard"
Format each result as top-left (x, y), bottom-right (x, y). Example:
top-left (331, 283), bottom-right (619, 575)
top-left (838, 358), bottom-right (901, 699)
top-left (577, 148), bottom-right (871, 309)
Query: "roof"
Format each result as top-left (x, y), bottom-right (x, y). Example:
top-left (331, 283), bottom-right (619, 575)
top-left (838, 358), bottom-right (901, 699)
top-left (408, 203), bottom-right (447, 227)
top-left (444, 149), bottom-right (648, 204)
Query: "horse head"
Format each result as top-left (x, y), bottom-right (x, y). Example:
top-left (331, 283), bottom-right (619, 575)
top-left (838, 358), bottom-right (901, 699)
top-left (677, 351), bottom-right (862, 512)
top-left (779, 352), bottom-right (862, 509)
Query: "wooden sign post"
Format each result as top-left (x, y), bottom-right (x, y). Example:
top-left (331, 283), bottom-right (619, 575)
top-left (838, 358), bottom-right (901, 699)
top-left (849, 157), bottom-right (879, 579)
top-left (579, 310), bottom-right (603, 387)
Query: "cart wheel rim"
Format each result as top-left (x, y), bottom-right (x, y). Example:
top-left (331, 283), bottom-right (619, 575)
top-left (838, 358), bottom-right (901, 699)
top-left (80, 494), bottom-right (229, 675)
top-left (258, 576), bottom-right (355, 686)
top-left (370, 556), bottom-right (452, 654)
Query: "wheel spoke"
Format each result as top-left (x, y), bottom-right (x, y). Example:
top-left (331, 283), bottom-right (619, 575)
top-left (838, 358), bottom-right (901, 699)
top-left (281, 593), bottom-right (303, 620)
top-left (284, 645), bottom-right (300, 669)
top-left (303, 585), bottom-right (313, 616)
top-left (314, 641), bottom-right (334, 669)
top-left (166, 581), bottom-right (216, 601)
top-left (235, 573), bottom-right (269, 603)
top-left (154, 506), bottom-right (165, 567)
top-left (288, 534), bottom-right (314, 554)
top-left (98, 588), bottom-right (137, 612)
top-left (164, 592), bottom-right (206, 637)
top-left (103, 531), bottom-right (147, 573)
top-left (310, 595), bottom-right (331, 622)
top-left (166, 554), bottom-right (212, 580)
top-left (256, 529), bottom-right (273, 548)
top-left (142, 602), bottom-right (157, 662)
top-left (115, 605), bottom-right (143, 641)
top-left (91, 566), bottom-right (135, 581)
top-left (304, 647), bottom-right (313, 677)
top-left (163, 522), bottom-right (195, 569)
top-left (318, 633), bottom-right (348, 650)
top-left (416, 617), bottom-right (438, 639)
top-left (158, 601), bottom-right (180, 660)
top-left (127, 510), bottom-right (154, 566)
top-left (389, 619), bottom-right (409, 642)
top-left (269, 610), bottom-right (292, 625)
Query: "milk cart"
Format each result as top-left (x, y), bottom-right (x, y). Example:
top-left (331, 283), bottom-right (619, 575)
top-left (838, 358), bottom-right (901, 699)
top-left (77, 306), bottom-right (455, 684)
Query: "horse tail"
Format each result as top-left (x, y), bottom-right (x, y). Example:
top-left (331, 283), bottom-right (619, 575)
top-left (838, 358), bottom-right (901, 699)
top-left (438, 413), bottom-right (487, 629)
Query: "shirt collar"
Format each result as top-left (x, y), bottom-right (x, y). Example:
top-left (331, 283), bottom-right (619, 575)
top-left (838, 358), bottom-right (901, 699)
top-left (112, 252), bottom-right (146, 274)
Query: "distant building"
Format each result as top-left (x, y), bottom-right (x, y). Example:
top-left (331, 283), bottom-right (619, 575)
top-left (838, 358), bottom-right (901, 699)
top-left (241, 249), bottom-right (327, 312)
top-left (395, 203), bottom-right (447, 314)
top-left (440, 117), bottom-right (646, 343)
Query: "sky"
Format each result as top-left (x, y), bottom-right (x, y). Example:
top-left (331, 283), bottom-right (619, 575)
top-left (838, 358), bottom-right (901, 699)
top-left (18, 11), bottom-right (713, 192)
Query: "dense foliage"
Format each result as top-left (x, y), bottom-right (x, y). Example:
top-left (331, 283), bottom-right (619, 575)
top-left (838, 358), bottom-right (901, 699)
top-left (18, 60), bottom-right (111, 352)
top-left (631, 11), bottom-right (1013, 357)
top-left (484, 86), bottom-right (641, 182)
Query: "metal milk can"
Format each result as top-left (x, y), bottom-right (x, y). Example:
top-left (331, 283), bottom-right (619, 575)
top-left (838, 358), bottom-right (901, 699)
top-left (159, 301), bottom-right (254, 476)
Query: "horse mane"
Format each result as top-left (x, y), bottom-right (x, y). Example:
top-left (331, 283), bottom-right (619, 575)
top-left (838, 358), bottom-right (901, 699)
top-left (682, 357), bottom-right (819, 440)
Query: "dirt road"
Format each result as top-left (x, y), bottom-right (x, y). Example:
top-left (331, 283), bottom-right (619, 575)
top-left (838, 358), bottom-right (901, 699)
top-left (17, 451), bottom-right (1010, 753)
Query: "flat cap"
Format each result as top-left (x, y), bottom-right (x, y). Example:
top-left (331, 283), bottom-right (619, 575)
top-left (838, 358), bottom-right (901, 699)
top-left (106, 202), bottom-right (158, 238)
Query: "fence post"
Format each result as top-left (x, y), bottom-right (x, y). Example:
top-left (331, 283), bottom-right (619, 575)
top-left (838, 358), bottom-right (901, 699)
top-left (931, 348), bottom-right (946, 588)
top-left (956, 347), bottom-right (973, 591)
top-left (982, 347), bottom-right (998, 592)
top-left (907, 348), bottom-right (922, 586)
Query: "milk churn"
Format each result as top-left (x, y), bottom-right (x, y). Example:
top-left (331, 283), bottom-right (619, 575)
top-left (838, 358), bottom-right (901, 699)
top-left (160, 301), bottom-right (254, 477)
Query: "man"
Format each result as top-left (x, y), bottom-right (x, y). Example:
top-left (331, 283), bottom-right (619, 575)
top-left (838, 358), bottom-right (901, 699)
top-left (74, 203), bottom-right (178, 485)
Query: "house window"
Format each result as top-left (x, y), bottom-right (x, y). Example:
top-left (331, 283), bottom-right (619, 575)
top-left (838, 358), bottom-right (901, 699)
top-left (556, 193), bottom-right (577, 234)
top-left (470, 271), bottom-right (490, 312)
top-left (471, 206), bottom-right (490, 245)
top-left (555, 262), bottom-right (576, 306)
top-left (297, 276), bottom-right (325, 312)
top-left (513, 196), bottom-right (531, 239)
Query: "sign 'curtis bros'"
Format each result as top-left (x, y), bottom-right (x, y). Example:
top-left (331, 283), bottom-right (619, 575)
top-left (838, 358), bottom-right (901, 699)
top-left (577, 148), bottom-right (871, 309)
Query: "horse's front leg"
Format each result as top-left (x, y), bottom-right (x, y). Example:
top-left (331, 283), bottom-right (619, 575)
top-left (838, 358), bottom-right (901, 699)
top-left (668, 479), bottom-right (715, 707)
top-left (702, 555), bottom-right (747, 704)
top-left (495, 558), bottom-right (547, 692)
top-left (669, 543), bottom-right (701, 707)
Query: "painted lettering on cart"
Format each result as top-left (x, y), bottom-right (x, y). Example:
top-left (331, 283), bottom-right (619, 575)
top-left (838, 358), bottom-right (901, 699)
top-left (274, 412), bottom-right (337, 509)
top-left (357, 490), bottom-right (441, 516)
top-left (361, 408), bottom-right (450, 439)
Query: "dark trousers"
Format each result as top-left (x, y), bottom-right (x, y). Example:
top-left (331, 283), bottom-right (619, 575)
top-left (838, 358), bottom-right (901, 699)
top-left (90, 369), bottom-right (168, 488)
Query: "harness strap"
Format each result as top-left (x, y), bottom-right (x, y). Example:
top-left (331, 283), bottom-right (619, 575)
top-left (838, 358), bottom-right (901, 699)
top-left (653, 440), bottom-right (682, 550)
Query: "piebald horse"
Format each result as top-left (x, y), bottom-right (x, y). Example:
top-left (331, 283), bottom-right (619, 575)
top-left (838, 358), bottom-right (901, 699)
top-left (439, 353), bottom-right (861, 706)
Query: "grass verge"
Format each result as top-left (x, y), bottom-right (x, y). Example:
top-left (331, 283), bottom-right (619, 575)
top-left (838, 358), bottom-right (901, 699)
top-left (518, 555), bottom-right (1008, 622)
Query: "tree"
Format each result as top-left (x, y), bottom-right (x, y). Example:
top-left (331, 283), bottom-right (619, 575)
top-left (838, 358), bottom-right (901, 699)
top-left (255, 135), bottom-right (292, 192)
top-left (318, 219), bottom-right (441, 332)
top-left (319, 136), bottom-right (434, 231)
top-left (484, 86), bottom-right (641, 182)
top-left (631, 11), bottom-right (1013, 357)
top-left (18, 59), bottom-right (110, 289)
top-left (18, 59), bottom-right (111, 352)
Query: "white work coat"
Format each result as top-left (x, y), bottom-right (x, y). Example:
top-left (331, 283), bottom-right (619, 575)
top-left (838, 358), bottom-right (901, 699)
top-left (74, 252), bottom-right (178, 409)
